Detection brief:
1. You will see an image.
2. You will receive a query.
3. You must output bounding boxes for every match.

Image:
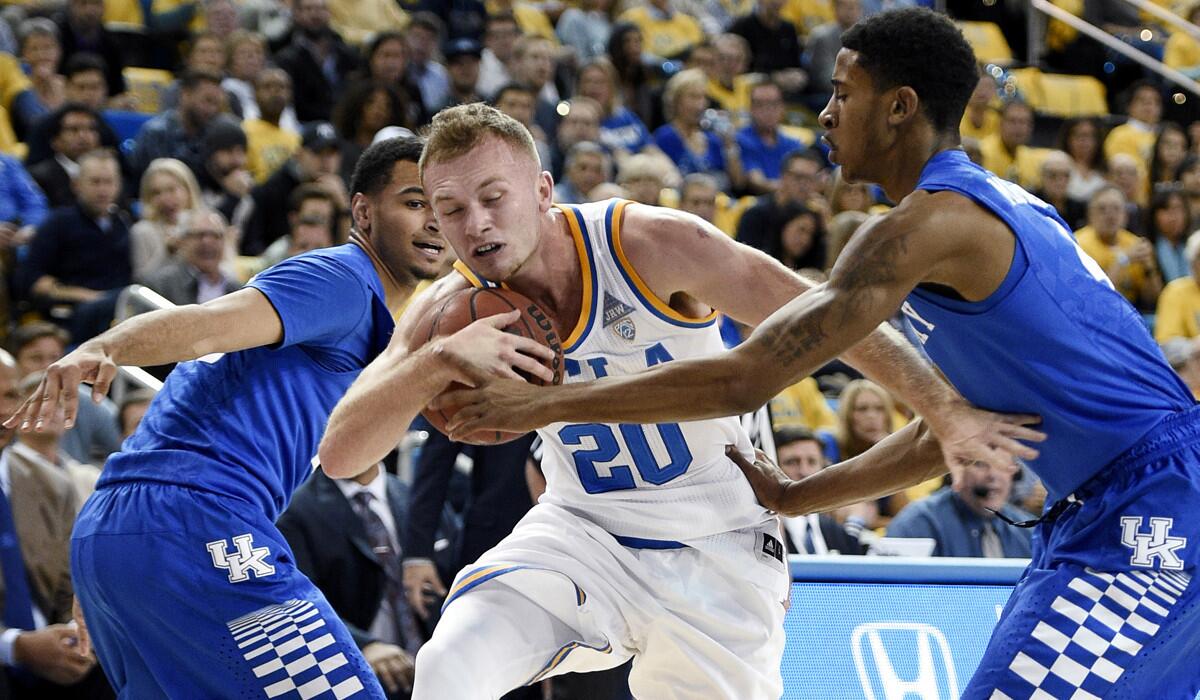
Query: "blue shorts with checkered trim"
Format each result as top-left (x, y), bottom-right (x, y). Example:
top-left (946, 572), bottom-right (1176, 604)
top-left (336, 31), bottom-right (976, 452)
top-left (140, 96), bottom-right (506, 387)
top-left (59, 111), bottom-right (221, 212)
top-left (72, 481), bottom-right (385, 700)
top-left (964, 406), bottom-right (1200, 699)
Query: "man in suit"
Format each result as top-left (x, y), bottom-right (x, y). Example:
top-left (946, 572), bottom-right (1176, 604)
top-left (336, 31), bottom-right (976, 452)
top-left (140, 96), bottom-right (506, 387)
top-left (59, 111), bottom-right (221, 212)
top-left (0, 349), bottom-right (110, 698)
top-left (774, 427), bottom-right (867, 555)
top-left (277, 462), bottom-right (420, 699)
top-left (142, 209), bottom-right (240, 306)
top-left (27, 105), bottom-right (102, 209)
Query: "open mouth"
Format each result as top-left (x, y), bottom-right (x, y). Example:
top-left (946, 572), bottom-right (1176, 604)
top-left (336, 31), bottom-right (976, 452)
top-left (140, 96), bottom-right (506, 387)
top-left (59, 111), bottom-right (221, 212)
top-left (412, 240), bottom-right (445, 258)
top-left (474, 243), bottom-right (503, 258)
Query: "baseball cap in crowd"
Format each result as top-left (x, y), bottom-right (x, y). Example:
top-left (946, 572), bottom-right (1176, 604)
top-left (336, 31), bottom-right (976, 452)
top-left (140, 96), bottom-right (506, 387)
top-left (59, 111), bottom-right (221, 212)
top-left (444, 37), bottom-right (482, 61)
top-left (203, 118), bottom-right (247, 159)
top-left (302, 122), bottom-right (340, 152)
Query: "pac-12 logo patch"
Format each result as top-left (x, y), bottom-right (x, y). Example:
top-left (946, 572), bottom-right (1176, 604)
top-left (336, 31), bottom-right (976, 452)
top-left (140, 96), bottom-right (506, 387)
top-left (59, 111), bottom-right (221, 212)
top-left (207, 533), bottom-right (276, 582)
top-left (1120, 516), bottom-right (1187, 570)
top-left (603, 292), bottom-right (636, 341)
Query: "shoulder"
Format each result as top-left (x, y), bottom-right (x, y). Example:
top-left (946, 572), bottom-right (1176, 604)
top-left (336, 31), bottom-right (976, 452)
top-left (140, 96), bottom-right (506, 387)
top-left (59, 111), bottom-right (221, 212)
top-left (8, 446), bottom-right (75, 505)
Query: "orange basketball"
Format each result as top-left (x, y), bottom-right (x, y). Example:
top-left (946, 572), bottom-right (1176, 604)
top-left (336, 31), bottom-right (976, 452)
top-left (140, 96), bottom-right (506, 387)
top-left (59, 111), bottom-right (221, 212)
top-left (408, 287), bottom-right (564, 444)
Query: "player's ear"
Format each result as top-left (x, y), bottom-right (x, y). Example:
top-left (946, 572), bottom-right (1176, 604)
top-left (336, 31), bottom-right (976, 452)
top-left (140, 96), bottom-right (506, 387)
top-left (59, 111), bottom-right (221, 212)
top-left (351, 192), bottom-right (371, 235)
top-left (890, 86), bottom-right (920, 126)
top-left (536, 170), bottom-right (554, 213)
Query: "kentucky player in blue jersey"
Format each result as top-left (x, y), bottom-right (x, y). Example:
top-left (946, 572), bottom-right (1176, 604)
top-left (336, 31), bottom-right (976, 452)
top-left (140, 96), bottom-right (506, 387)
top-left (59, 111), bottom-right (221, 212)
top-left (441, 9), bottom-right (1200, 698)
top-left (4, 137), bottom-right (556, 699)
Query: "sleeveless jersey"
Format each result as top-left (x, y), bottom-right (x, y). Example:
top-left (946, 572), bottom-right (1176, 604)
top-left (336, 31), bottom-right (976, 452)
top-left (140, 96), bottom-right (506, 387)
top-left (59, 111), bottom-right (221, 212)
top-left (455, 199), bottom-right (772, 542)
top-left (904, 150), bottom-right (1194, 501)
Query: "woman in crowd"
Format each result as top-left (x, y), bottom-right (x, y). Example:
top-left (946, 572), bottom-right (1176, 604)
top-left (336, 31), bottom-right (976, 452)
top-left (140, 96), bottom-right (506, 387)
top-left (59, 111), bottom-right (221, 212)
top-left (1149, 121), bottom-right (1189, 192)
top-left (653, 68), bottom-right (740, 189)
top-left (357, 31), bottom-right (428, 128)
top-left (1147, 185), bottom-right (1194, 282)
top-left (1059, 116), bottom-right (1108, 204)
top-left (772, 203), bottom-right (826, 273)
top-left (332, 80), bottom-right (409, 185)
top-left (130, 159), bottom-right (202, 283)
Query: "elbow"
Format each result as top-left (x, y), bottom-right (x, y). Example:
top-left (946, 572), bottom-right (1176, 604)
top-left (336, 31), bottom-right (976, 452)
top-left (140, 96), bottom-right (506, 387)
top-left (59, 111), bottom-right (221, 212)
top-left (317, 432), bottom-right (357, 480)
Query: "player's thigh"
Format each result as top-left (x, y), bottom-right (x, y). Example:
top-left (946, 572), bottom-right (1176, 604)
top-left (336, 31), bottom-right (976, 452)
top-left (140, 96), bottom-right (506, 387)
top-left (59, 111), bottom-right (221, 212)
top-left (629, 548), bottom-right (786, 700)
top-left (964, 563), bottom-right (1198, 700)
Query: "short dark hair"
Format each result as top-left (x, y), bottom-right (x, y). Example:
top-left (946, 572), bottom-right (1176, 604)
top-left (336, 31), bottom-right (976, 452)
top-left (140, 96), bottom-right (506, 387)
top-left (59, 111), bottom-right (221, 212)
top-left (333, 80), bottom-right (409, 141)
top-left (63, 52), bottom-right (108, 81)
top-left (179, 68), bottom-right (223, 91)
top-left (774, 426), bottom-right (823, 450)
top-left (287, 183), bottom-right (336, 215)
top-left (349, 136), bottom-right (426, 197)
top-left (8, 321), bottom-right (70, 357)
top-left (492, 82), bottom-right (535, 106)
top-left (840, 7), bottom-right (979, 133)
top-left (47, 102), bottom-right (99, 140)
top-left (782, 148), bottom-right (823, 173)
top-left (1124, 79), bottom-right (1161, 111)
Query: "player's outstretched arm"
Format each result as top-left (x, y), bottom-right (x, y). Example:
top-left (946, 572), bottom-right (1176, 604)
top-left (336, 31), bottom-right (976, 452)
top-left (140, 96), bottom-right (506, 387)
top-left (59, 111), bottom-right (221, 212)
top-left (729, 419), bottom-right (946, 517)
top-left (4, 288), bottom-right (285, 432)
top-left (319, 276), bottom-right (555, 479)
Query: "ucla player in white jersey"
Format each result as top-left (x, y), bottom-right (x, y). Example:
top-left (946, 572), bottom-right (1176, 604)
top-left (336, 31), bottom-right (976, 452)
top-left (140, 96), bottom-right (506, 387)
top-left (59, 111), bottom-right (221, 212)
top-left (319, 104), bottom-right (1043, 699)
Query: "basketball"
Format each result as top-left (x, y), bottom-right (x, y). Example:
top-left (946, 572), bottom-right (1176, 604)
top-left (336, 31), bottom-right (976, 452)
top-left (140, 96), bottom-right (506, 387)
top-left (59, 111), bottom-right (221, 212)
top-left (408, 287), bottom-right (564, 445)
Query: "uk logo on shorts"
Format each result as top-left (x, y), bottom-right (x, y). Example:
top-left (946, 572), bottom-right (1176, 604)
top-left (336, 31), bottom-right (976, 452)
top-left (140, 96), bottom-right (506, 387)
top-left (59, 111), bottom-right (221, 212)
top-left (208, 533), bottom-right (276, 583)
top-left (1119, 516), bottom-right (1187, 570)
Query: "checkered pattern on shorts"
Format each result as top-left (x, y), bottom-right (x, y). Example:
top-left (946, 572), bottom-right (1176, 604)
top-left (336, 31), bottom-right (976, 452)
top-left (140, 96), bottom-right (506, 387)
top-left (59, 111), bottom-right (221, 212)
top-left (227, 599), bottom-right (367, 699)
top-left (990, 568), bottom-right (1193, 700)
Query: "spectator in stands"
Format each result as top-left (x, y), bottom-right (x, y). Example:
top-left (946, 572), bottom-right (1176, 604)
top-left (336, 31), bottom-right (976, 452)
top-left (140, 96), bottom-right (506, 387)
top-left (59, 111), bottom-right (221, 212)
top-left (357, 32), bottom-right (429, 128)
top-left (54, 0), bottom-right (125, 101)
top-left (333, 81), bottom-right (410, 186)
top-left (1108, 152), bottom-right (1147, 226)
top-left (730, 0), bottom-right (806, 95)
top-left (1148, 186), bottom-right (1192, 282)
top-left (606, 22), bottom-right (659, 126)
top-left (60, 53), bottom-right (108, 113)
top-left (277, 461), bottom-right (421, 699)
top-left (405, 13), bottom-right (451, 116)
top-left (28, 103), bottom-right (101, 209)
top-left (327, 0), bottom-right (410, 47)
top-left (707, 33), bottom-right (752, 116)
top-left (1181, 155), bottom-right (1200, 222)
top-left (222, 31), bottom-right (275, 124)
top-left (829, 170), bottom-right (873, 216)
top-left (1161, 337), bottom-right (1200, 398)
top-left (1156, 231), bottom-right (1200, 341)
top-left (677, 172), bottom-right (719, 223)
top-left (557, 0), bottom-right (614, 62)
top-left (17, 19), bottom-right (65, 123)
top-left (130, 158), bottom-right (201, 283)
top-left (1150, 122), bottom-right (1188, 192)
top-left (440, 38), bottom-right (484, 111)
top-left (143, 208), bottom-right (240, 306)
top-left (22, 149), bottom-right (131, 343)
top-left (241, 122), bottom-right (348, 255)
top-left (1034, 150), bottom-right (1087, 230)
top-left (737, 79), bottom-right (805, 195)
top-left (478, 12), bottom-right (520, 99)
top-left (825, 210), bottom-right (868, 272)
top-left (14, 370), bottom-right (100, 500)
top-left (243, 68), bottom-right (301, 185)
top-left (274, 0), bottom-right (360, 123)
top-left (489, 0), bottom-right (557, 44)
top-left (654, 68), bottom-right (741, 189)
top-left (550, 97), bottom-right (602, 179)
top-left (887, 459), bottom-right (1034, 559)
top-left (159, 33), bottom-right (234, 115)
top-left (130, 69), bottom-right (236, 180)
top-left (617, 152), bottom-right (669, 205)
top-left (511, 35), bottom-right (562, 140)
top-left (576, 57), bottom-right (656, 159)
top-left (737, 149), bottom-right (826, 252)
top-left (255, 185), bottom-right (339, 269)
top-left (492, 83), bottom-right (554, 170)
top-left (833, 379), bottom-right (901, 526)
top-left (285, 213), bottom-right (336, 258)
top-left (773, 427), bottom-right (866, 555)
top-left (1076, 186), bottom-right (1162, 311)
top-left (804, 0), bottom-right (860, 108)
top-left (196, 121), bottom-right (254, 235)
top-left (554, 141), bottom-right (610, 203)
top-left (7, 324), bottom-right (124, 473)
top-left (980, 100), bottom-right (1039, 189)
top-left (0, 154), bottom-right (48, 249)
top-left (617, 0), bottom-right (703, 61)
top-left (1058, 116), bottom-right (1108, 205)
top-left (959, 75), bottom-right (1000, 144)
top-left (0, 350), bottom-right (112, 699)
top-left (1105, 81), bottom-right (1162, 164)
top-left (771, 203), bottom-right (826, 272)
top-left (20, 56), bottom-right (124, 178)
top-left (118, 389), bottom-right (156, 440)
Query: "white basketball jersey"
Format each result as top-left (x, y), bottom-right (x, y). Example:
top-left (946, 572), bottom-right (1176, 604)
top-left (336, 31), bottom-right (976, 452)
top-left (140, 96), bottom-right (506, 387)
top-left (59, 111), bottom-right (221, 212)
top-left (455, 199), bottom-right (773, 543)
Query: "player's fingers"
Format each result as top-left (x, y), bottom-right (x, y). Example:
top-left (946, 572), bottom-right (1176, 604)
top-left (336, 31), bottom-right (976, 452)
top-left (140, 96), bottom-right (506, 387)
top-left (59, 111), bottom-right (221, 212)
top-left (509, 353), bottom-right (555, 383)
top-left (429, 389), bottom-right (478, 411)
top-left (33, 369), bottom-right (68, 432)
top-left (998, 413), bottom-right (1044, 428)
top-left (991, 435), bottom-right (1040, 462)
top-left (4, 394), bottom-right (35, 429)
top-left (406, 586), bottom-right (428, 620)
top-left (725, 445), bottom-right (757, 471)
top-left (508, 335), bottom-right (556, 363)
top-left (375, 662), bottom-right (399, 693)
top-left (997, 423), bottom-right (1047, 443)
top-left (478, 310), bottom-right (522, 329)
top-left (90, 361), bottom-right (119, 404)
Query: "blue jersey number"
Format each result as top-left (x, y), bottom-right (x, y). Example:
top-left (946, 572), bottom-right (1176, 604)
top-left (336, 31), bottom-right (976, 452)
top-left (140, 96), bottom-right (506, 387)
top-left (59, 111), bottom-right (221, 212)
top-left (558, 423), bottom-right (693, 493)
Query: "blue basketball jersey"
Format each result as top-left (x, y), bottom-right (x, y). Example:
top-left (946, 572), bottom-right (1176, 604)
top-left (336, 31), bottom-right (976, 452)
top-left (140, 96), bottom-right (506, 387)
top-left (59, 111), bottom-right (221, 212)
top-left (901, 149), bottom-right (1194, 501)
top-left (97, 244), bottom-right (394, 520)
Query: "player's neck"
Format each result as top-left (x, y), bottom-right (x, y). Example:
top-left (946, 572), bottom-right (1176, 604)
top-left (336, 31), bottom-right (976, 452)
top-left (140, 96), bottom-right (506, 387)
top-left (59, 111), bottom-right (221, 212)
top-left (506, 208), bottom-right (583, 327)
top-left (349, 231), bottom-right (417, 316)
top-left (877, 130), bottom-right (961, 202)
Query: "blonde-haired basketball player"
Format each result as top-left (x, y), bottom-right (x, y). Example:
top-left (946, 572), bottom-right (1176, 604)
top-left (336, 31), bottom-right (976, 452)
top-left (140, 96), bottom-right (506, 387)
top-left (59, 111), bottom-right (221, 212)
top-left (319, 103), bottom-right (1043, 699)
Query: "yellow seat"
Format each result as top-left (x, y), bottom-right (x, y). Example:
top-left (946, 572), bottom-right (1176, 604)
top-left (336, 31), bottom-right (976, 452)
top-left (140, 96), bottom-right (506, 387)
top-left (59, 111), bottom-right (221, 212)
top-left (1005, 67), bottom-right (1046, 108)
top-left (957, 21), bottom-right (1014, 65)
top-left (1038, 73), bottom-right (1108, 117)
top-left (122, 67), bottom-right (175, 114)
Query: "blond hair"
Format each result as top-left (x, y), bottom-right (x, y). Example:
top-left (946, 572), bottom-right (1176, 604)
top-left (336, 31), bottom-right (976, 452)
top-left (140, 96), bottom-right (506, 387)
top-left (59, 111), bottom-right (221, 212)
top-left (420, 102), bottom-right (540, 176)
top-left (836, 379), bottom-right (895, 460)
top-left (139, 158), bottom-right (203, 223)
top-left (662, 68), bottom-right (708, 122)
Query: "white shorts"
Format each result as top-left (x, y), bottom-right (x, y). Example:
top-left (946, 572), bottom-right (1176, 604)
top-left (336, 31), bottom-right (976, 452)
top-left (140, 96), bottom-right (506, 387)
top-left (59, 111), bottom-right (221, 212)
top-left (440, 503), bottom-right (791, 699)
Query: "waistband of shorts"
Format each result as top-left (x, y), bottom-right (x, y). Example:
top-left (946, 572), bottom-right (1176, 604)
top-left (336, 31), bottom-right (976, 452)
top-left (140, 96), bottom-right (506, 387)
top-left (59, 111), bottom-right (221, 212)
top-left (611, 534), bottom-right (687, 550)
top-left (1074, 404), bottom-right (1200, 500)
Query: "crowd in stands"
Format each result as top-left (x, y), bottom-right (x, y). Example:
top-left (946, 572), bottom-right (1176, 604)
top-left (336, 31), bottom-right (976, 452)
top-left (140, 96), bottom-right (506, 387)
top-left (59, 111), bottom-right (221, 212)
top-left (5, 0), bottom-right (1200, 696)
